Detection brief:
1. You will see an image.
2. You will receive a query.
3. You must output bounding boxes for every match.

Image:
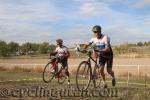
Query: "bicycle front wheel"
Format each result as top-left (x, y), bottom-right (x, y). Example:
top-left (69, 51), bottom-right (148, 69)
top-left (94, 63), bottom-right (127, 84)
top-left (76, 61), bottom-right (92, 91)
top-left (93, 66), bottom-right (102, 88)
top-left (43, 62), bottom-right (55, 83)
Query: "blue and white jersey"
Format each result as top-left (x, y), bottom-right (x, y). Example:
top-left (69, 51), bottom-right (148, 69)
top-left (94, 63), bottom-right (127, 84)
top-left (89, 35), bottom-right (110, 50)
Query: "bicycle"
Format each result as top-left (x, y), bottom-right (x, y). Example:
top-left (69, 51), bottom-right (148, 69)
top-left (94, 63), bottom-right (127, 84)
top-left (43, 55), bottom-right (67, 84)
top-left (75, 44), bottom-right (102, 91)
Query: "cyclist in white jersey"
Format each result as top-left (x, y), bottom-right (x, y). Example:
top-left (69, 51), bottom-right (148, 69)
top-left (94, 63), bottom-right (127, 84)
top-left (50, 39), bottom-right (70, 85)
top-left (83, 25), bottom-right (116, 88)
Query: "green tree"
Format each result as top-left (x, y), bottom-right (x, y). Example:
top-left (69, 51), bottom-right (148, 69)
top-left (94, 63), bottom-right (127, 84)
top-left (0, 40), bottom-right (8, 57)
top-left (7, 41), bottom-right (20, 54)
top-left (21, 42), bottom-right (32, 55)
top-left (148, 41), bottom-right (150, 46)
top-left (137, 42), bottom-right (143, 46)
top-left (48, 44), bottom-right (56, 53)
top-left (144, 42), bottom-right (149, 46)
top-left (30, 43), bottom-right (40, 52)
top-left (38, 42), bottom-right (50, 54)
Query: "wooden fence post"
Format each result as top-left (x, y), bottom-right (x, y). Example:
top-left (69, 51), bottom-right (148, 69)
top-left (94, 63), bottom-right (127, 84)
top-left (127, 71), bottom-right (129, 87)
top-left (137, 65), bottom-right (140, 77)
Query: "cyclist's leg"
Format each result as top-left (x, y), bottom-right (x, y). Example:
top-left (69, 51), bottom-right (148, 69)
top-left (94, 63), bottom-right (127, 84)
top-left (106, 55), bottom-right (116, 86)
top-left (99, 55), bottom-right (107, 85)
top-left (62, 59), bottom-right (70, 84)
top-left (64, 61), bottom-right (69, 76)
top-left (50, 58), bottom-right (56, 73)
top-left (106, 54), bottom-right (114, 76)
top-left (65, 61), bottom-right (70, 83)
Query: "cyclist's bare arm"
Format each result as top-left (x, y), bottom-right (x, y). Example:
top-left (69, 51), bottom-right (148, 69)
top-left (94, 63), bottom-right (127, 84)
top-left (50, 52), bottom-right (57, 56)
top-left (67, 51), bottom-right (70, 58)
top-left (64, 50), bottom-right (70, 58)
top-left (83, 43), bottom-right (92, 49)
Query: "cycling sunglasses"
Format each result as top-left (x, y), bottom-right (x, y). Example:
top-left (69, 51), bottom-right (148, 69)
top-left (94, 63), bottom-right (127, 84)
top-left (93, 31), bottom-right (99, 33)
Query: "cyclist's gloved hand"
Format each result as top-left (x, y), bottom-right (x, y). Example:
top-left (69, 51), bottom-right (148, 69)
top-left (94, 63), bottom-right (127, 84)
top-left (50, 56), bottom-right (56, 62)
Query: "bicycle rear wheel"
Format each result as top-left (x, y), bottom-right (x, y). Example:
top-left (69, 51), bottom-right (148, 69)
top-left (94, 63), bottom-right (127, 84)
top-left (93, 65), bottom-right (102, 88)
top-left (76, 61), bottom-right (92, 91)
top-left (43, 62), bottom-right (55, 83)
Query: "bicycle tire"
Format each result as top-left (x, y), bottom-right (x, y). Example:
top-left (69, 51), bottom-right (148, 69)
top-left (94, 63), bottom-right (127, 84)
top-left (76, 61), bottom-right (92, 91)
top-left (43, 62), bottom-right (55, 83)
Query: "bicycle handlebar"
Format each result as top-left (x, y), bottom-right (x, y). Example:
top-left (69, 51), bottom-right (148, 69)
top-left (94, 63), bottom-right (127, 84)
top-left (75, 44), bottom-right (101, 56)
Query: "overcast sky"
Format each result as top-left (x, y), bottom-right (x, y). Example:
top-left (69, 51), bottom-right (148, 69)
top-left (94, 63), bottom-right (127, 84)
top-left (0, 0), bottom-right (150, 46)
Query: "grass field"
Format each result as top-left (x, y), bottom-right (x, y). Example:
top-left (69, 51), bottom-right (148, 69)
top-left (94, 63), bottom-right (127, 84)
top-left (0, 58), bottom-right (150, 99)
top-left (0, 71), bottom-right (150, 100)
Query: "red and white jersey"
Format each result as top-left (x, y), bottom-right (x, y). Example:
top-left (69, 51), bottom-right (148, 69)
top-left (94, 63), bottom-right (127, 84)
top-left (55, 45), bottom-right (69, 57)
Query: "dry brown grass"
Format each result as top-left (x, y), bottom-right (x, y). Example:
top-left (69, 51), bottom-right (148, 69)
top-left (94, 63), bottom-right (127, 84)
top-left (0, 65), bottom-right (149, 81)
top-left (0, 65), bottom-right (44, 73)
top-left (0, 58), bottom-right (150, 78)
top-left (69, 67), bottom-right (77, 76)
top-left (11, 66), bottom-right (32, 72)
top-left (69, 67), bottom-right (150, 80)
top-left (0, 66), bottom-right (8, 71)
top-left (34, 66), bottom-right (43, 73)
top-left (118, 72), bottom-right (133, 77)
top-left (0, 58), bottom-right (150, 65)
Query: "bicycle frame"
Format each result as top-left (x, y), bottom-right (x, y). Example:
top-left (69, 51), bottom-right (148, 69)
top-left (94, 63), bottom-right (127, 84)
top-left (75, 43), bottom-right (99, 68)
top-left (75, 44), bottom-right (104, 90)
top-left (43, 56), bottom-right (67, 84)
top-left (86, 52), bottom-right (99, 79)
top-left (52, 59), bottom-right (66, 78)
top-left (87, 54), bottom-right (98, 66)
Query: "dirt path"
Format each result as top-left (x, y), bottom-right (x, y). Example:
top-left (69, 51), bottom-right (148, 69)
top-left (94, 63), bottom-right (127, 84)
top-left (0, 58), bottom-right (150, 65)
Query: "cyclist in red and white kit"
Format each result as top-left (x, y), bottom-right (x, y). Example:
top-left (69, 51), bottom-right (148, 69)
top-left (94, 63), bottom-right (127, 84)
top-left (83, 25), bottom-right (116, 88)
top-left (50, 39), bottom-right (70, 85)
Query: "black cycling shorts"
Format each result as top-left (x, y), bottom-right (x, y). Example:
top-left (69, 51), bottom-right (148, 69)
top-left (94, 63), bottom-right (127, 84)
top-left (51, 57), bottom-right (68, 70)
top-left (99, 54), bottom-right (113, 68)
top-left (61, 59), bottom-right (68, 70)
